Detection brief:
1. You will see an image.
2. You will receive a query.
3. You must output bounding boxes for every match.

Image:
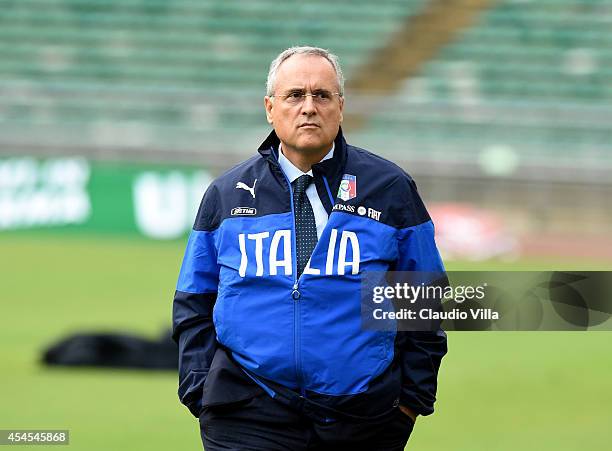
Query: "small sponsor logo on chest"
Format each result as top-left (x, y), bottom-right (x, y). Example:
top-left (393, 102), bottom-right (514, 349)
top-left (333, 204), bottom-right (381, 221)
top-left (231, 207), bottom-right (257, 216)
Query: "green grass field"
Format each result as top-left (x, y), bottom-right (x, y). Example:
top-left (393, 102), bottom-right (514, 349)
top-left (1, 233), bottom-right (610, 450)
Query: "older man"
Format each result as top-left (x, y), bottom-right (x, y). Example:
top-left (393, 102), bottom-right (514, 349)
top-left (173, 46), bottom-right (447, 450)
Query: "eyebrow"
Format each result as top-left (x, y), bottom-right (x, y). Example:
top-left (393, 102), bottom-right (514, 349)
top-left (281, 87), bottom-right (334, 92)
top-left (283, 84), bottom-right (335, 89)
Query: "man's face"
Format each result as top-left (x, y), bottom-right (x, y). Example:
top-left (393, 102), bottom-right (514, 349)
top-left (264, 54), bottom-right (344, 156)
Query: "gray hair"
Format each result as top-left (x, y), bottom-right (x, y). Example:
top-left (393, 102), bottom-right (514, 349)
top-left (266, 46), bottom-right (345, 97)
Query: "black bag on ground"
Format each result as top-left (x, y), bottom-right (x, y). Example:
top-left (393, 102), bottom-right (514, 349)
top-left (42, 329), bottom-right (177, 370)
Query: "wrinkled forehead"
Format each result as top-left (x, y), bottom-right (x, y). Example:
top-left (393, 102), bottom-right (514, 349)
top-left (274, 54), bottom-right (339, 92)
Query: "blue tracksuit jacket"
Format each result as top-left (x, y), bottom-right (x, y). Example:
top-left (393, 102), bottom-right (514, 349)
top-left (172, 128), bottom-right (447, 419)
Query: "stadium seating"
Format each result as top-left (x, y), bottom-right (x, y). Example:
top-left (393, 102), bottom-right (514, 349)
top-left (0, 0), bottom-right (610, 171)
top-left (0, 0), bottom-right (422, 152)
top-left (354, 0), bottom-right (612, 169)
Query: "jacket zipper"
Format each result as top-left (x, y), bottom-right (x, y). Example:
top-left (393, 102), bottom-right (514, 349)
top-left (278, 164), bottom-right (334, 396)
top-left (280, 169), bottom-right (305, 394)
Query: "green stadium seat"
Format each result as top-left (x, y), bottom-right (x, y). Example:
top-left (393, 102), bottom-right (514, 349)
top-left (0, 0), bottom-right (609, 169)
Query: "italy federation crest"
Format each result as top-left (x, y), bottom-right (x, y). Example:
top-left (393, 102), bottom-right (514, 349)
top-left (337, 174), bottom-right (357, 201)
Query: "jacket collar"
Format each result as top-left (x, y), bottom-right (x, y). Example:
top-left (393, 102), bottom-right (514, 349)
top-left (257, 127), bottom-right (348, 181)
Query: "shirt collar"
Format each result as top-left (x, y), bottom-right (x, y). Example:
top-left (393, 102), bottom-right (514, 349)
top-left (278, 143), bottom-right (335, 183)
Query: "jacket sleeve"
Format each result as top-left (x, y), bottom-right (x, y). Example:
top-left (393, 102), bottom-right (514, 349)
top-left (172, 184), bottom-right (221, 417)
top-left (394, 175), bottom-right (448, 417)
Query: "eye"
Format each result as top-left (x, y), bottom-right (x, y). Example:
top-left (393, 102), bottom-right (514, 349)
top-left (286, 90), bottom-right (304, 99)
top-left (314, 90), bottom-right (332, 100)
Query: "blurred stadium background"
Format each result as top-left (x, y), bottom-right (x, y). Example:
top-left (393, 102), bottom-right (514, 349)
top-left (1, 0), bottom-right (611, 450)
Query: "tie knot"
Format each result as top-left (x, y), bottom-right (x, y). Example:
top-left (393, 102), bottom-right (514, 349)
top-left (293, 174), bottom-right (312, 196)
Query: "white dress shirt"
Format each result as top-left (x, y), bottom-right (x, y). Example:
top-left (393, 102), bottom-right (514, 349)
top-left (278, 144), bottom-right (334, 239)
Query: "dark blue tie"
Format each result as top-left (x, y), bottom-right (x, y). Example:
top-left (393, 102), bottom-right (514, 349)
top-left (292, 175), bottom-right (318, 278)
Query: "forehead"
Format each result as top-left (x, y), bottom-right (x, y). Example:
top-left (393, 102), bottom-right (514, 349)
top-left (274, 54), bottom-right (338, 90)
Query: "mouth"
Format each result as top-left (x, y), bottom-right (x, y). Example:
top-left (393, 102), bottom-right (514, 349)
top-left (299, 123), bottom-right (320, 128)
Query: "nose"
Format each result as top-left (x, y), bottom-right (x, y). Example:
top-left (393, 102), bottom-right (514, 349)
top-left (300, 94), bottom-right (317, 116)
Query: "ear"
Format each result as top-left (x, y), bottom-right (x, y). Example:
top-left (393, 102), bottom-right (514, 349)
top-left (264, 96), bottom-right (274, 124)
top-left (338, 96), bottom-right (344, 123)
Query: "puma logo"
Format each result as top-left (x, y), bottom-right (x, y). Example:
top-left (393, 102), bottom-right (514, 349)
top-left (236, 179), bottom-right (257, 199)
